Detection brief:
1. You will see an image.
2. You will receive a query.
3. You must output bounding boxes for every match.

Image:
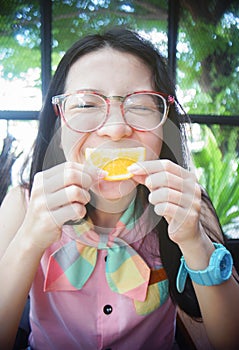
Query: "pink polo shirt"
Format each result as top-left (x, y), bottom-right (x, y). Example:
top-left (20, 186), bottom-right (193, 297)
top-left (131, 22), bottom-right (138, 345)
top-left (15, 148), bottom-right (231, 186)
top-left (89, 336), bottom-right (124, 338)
top-left (28, 229), bottom-right (176, 350)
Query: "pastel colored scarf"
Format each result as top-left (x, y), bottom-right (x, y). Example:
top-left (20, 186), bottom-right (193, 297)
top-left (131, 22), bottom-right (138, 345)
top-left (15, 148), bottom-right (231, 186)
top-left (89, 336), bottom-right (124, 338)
top-left (44, 201), bottom-right (160, 302)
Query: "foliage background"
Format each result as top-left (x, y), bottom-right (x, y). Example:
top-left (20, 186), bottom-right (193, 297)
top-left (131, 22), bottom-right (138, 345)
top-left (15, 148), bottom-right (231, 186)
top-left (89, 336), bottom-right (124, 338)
top-left (0, 0), bottom-right (239, 236)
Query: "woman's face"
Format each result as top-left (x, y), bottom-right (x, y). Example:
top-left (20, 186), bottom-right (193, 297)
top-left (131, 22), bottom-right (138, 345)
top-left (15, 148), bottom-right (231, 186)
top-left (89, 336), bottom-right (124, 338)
top-left (60, 47), bottom-right (163, 201)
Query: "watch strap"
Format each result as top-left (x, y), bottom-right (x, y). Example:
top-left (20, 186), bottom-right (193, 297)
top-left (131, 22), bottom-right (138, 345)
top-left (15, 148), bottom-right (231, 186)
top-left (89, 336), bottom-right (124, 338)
top-left (176, 243), bottom-right (233, 293)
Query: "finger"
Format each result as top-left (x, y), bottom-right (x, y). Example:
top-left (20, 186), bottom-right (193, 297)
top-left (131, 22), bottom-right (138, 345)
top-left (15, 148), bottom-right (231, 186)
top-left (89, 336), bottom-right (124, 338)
top-left (153, 202), bottom-right (197, 237)
top-left (51, 202), bottom-right (87, 227)
top-left (145, 171), bottom-right (184, 192)
top-left (42, 162), bottom-right (106, 193)
top-left (46, 185), bottom-right (91, 210)
top-left (128, 159), bottom-right (189, 177)
top-left (153, 201), bottom-right (181, 219)
top-left (153, 201), bottom-right (199, 225)
top-left (130, 174), bottom-right (146, 185)
top-left (42, 161), bottom-right (83, 179)
top-left (149, 179), bottom-right (201, 208)
top-left (148, 187), bottom-right (183, 207)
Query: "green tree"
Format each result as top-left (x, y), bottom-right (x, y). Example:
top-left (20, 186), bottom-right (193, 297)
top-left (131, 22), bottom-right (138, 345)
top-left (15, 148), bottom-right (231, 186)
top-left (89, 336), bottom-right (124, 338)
top-left (0, 0), bottom-right (168, 79)
top-left (1, 0), bottom-right (239, 236)
top-left (177, 0), bottom-right (239, 116)
top-left (192, 125), bottom-right (239, 237)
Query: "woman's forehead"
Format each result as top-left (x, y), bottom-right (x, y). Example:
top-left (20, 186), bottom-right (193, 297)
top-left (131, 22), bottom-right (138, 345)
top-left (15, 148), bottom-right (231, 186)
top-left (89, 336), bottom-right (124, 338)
top-left (68, 47), bottom-right (150, 73)
top-left (64, 47), bottom-right (154, 93)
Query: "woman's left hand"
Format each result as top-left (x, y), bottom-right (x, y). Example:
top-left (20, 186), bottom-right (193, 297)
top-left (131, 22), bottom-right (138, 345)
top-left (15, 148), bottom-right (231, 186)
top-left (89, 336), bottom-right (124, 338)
top-left (128, 159), bottom-right (202, 245)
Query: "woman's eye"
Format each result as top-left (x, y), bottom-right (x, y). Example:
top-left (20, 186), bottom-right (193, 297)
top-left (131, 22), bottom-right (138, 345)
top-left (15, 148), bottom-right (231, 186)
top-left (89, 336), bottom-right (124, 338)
top-left (128, 105), bottom-right (154, 113)
top-left (81, 103), bottom-right (97, 109)
top-left (69, 103), bottom-right (96, 110)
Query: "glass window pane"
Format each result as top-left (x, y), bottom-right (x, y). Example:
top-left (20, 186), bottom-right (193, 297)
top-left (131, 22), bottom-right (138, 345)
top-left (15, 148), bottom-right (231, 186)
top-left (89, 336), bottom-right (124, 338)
top-left (0, 119), bottom-right (38, 188)
top-left (189, 123), bottom-right (239, 238)
top-left (0, 0), bottom-right (42, 111)
top-left (52, 0), bottom-right (168, 74)
top-left (177, 2), bottom-right (239, 117)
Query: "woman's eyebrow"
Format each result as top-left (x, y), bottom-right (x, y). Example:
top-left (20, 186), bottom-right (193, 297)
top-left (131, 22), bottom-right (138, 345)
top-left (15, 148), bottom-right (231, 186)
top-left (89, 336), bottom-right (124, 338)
top-left (63, 88), bottom-right (105, 95)
top-left (82, 88), bottom-right (104, 93)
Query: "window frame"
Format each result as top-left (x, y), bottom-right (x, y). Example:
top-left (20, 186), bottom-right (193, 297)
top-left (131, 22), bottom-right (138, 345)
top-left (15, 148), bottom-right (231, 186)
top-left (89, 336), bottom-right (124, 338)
top-left (0, 0), bottom-right (239, 245)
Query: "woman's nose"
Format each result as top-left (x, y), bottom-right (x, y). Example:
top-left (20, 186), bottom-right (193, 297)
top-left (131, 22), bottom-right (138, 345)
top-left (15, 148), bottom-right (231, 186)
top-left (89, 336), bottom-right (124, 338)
top-left (96, 105), bottom-right (133, 141)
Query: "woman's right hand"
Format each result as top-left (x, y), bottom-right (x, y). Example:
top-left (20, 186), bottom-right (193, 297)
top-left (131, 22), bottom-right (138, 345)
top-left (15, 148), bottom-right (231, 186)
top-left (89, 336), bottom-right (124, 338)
top-left (0, 163), bottom-right (105, 350)
top-left (20, 162), bottom-right (103, 251)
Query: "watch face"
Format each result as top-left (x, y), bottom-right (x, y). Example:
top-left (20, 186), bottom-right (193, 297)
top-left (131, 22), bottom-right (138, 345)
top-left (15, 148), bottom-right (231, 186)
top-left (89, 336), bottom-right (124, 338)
top-left (220, 253), bottom-right (232, 279)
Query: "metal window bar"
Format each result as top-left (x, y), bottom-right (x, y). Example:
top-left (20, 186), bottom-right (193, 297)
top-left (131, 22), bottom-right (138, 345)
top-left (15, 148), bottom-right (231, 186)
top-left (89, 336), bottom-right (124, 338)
top-left (0, 0), bottom-right (238, 127)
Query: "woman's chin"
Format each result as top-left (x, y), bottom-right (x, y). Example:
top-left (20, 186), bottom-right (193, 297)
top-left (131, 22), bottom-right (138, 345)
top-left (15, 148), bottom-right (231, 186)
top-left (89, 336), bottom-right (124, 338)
top-left (91, 177), bottom-right (137, 202)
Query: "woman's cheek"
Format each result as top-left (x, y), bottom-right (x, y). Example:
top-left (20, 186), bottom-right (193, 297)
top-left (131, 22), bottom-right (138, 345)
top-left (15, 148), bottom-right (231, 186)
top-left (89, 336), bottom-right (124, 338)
top-left (61, 127), bottom-right (87, 162)
top-left (146, 138), bottom-right (163, 160)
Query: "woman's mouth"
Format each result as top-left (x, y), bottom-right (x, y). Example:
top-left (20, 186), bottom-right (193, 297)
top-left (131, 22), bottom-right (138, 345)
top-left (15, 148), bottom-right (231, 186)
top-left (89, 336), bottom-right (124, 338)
top-left (85, 147), bottom-right (146, 181)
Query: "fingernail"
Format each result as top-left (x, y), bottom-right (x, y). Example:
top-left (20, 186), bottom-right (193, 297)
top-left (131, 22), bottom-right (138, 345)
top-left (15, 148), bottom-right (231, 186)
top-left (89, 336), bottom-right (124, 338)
top-left (97, 169), bottom-right (108, 178)
top-left (127, 163), bottom-right (141, 173)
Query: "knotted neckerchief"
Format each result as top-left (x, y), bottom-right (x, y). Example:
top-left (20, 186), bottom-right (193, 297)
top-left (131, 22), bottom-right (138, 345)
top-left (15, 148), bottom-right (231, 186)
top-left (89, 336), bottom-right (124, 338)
top-left (44, 201), bottom-right (158, 302)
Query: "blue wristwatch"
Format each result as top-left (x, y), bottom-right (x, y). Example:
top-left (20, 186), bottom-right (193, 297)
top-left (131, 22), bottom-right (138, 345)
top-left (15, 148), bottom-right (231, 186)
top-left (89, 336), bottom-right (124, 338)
top-left (176, 243), bottom-right (233, 293)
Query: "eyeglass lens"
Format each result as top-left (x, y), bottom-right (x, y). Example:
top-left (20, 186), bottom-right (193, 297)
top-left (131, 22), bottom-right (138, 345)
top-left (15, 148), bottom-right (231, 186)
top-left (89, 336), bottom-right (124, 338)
top-left (61, 92), bottom-right (166, 132)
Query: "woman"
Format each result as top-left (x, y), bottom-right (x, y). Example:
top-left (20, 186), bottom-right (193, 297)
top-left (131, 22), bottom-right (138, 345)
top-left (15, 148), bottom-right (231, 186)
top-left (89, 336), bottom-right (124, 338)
top-left (0, 27), bottom-right (238, 350)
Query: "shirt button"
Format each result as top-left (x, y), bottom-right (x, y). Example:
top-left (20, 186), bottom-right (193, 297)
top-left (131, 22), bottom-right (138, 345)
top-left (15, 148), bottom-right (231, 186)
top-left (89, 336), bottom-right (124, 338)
top-left (103, 304), bottom-right (113, 315)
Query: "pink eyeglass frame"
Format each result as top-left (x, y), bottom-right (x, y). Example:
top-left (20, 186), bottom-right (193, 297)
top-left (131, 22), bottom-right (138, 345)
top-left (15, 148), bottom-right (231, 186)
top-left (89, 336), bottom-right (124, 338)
top-left (52, 90), bottom-right (175, 132)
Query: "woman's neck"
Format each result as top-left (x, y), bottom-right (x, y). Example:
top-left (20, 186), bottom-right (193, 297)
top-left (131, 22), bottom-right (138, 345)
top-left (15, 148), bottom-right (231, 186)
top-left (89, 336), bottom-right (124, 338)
top-left (89, 189), bottom-right (136, 233)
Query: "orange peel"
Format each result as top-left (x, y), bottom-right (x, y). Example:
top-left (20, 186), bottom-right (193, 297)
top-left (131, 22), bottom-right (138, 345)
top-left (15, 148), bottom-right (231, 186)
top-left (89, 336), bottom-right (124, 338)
top-left (85, 147), bottom-right (145, 181)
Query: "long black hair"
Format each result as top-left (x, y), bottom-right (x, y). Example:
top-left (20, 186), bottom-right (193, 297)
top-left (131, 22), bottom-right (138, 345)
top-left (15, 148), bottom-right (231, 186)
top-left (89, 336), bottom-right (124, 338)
top-left (22, 27), bottom-right (229, 318)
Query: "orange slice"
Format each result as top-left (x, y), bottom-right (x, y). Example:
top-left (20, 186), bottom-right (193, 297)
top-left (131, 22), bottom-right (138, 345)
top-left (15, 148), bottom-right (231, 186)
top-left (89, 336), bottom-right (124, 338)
top-left (85, 147), bottom-right (145, 181)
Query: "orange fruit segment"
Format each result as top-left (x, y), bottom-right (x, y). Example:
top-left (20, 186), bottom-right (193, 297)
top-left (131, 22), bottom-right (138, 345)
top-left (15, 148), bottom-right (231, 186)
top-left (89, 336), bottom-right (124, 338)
top-left (85, 147), bottom-right (145, 181)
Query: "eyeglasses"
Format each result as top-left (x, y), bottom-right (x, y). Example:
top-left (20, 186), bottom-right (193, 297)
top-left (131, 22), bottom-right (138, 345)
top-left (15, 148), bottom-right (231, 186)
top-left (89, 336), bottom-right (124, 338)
top-left (52, 90), bottom-right (175, 132)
